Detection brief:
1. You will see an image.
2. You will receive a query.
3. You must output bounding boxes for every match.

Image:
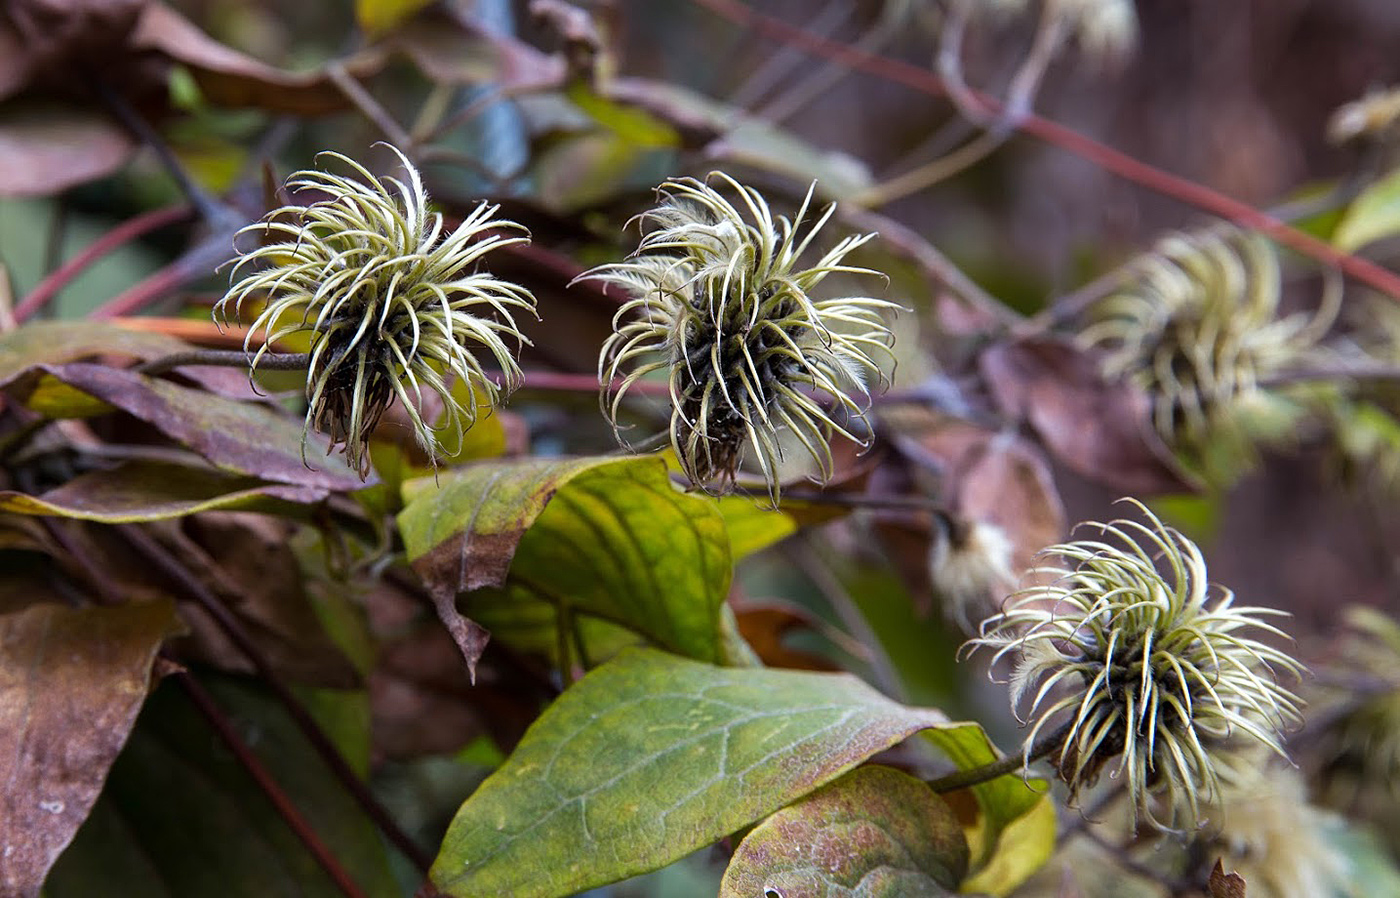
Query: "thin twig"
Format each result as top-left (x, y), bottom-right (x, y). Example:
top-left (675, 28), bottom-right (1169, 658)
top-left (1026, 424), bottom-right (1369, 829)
top-left (785, 537), bottom-right (905, 702)
top-left (1057, 781), bottom-right (1126, 843)
top-left (857, 2), bottom-right (1067, 208)
top-left (91, 79), bottom-right (230, 226)
top-left (1080, 826), bottom-right (1194, 893)
top-left (779, 488), bottom-right (953, 515)
top-left (173, 671), bottom-right (370, 898)
top-left (13, 206), bottom-right (192, 323)
top-left (136, 350), bottom-right (313, 376)
top-left (687, 0), bottom-right (1400, 303)
top-left (120, 527), bottom-right (434, 874)
top-left (839, 206), bottom-right (1019, 326)
top-left (1259, 360), bottom-right (1400, 388)
top-left (926, 720), bottom-right (1072, 793)
top-left (728, 0), bottom-right (852, 108)
top-left (327, 62), bottom-right (416, 150)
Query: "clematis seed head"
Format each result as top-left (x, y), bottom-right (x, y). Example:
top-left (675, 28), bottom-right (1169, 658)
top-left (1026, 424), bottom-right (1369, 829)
top-left (216, 145), bottom-right (536, 477)
top-left (583, 172), bottom-right (898, 503)
top-left (968, 499), bottom-right (1306, 832)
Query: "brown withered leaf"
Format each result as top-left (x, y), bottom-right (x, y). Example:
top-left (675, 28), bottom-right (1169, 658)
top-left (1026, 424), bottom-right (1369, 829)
top-left (927, 423), bottom-right (1065, 576)
top-left (0, 101), bottom-right (135, 196)
top-left (388, 7), bottom-right (564, 92)
top-left (129, 4), bottom-right (384, 115)
top-left (1, 363), bottom-right (365, 491)
top-left (732, 602), bottom-right (840, 672)
top-left (1208, 860), bottom-right (1247, 898)
top-left (0, 0), bottom-right (147, 100)
top-left (156, 515), bottom-right (361, 688)
top-left (365, 574), bottom-right (543, 759)
top-left (0, 0), bottom-right (384, 193)
top-left (979, 336), bottom-right (1195, 495)
top-left (876, 405), bottom-right (1064, 610)
top-left (0, 598), bottom-right (183, 898)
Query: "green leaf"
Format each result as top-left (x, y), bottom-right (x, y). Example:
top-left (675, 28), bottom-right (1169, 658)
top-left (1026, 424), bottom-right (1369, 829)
top-left (2, 600), bottom-right (183, 896)
top-left (1335, 167), bottom-right (1400, 251)
top-left (714, 496), bottom-right (798, 561)
top-left (401, 456), bottom-right (732, 663)
top-left (719, 765), bottom-right (967, 897)
top-left (0, 460), bottom-right (326, 522)
top-left (1, 363), bottom-right (363, 491)
top-left (566, 83), bottom-right (681, 147)
top-left (921, 725), bottom-right (1055, 896)
top-left (400, 455), bottom-right (614, 594)
top-left (46, 675), bottom-right (397, 898)
top-left (427, 647), bottom-right (952, 898)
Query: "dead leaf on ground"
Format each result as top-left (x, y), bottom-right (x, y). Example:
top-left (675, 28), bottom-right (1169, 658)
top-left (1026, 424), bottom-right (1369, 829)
top-left (0, 598), bottom-right (183, 898)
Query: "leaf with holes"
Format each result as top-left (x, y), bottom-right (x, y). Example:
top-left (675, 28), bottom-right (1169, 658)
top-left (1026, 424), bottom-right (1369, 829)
top-left (719, 765), bottom-right (967, 898)
top-left (426, 648), bottom-right (954, 897)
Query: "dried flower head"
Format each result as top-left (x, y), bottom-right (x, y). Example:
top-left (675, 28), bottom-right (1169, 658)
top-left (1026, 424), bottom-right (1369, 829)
top-left (216, 145), bottom-right (536, 477)
top-left (1200, 761), bottom-right (1350, 898)
top-left (584, 173), bottom-right (898, 502)
top-left (929, 516), bottom-right (1017, 634)
top-left (1327, 85), bottom-right (1400, 145)
top-left (1051, 0), bottom-right (1138, 62)
top-left (1314, 607), bottom-right (1400, 802)
top-left (1080, 226), bottom-right (1337, 484)
top-left (969, 499), bottom-right (1305, 832)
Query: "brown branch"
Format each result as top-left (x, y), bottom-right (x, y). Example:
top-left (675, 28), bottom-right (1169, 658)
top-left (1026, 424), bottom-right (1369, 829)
top-left (926, 721), bottom-right (1071, 793)
top-left (687, 0), bottom-right (1400, 302)
top-left (173, 671), bottom-right (370, 898)
top-left (136, 350), bottom-right (313, 376)
top-left (119, 527), bottom-right (434, 875)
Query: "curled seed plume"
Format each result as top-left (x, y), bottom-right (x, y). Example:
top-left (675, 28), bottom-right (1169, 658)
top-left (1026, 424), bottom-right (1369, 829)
top-left (967, 499), bottom-right (1306, 833)
top-left (1080, 225), bottom-right (1338, 484)
top-left (583, 172), bottom-right (898, 503)
top-left (215, 145), bottom-right (536, 477)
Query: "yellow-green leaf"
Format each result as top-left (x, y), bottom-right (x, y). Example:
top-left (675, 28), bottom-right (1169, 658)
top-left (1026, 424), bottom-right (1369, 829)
top-left (1335, 167), bottom-right (1400, 251)
top-left (427, 648), bottom-right (952, 898)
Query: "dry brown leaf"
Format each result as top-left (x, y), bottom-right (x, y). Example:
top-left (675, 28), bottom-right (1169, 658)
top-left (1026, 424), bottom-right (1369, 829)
top-left (979, 336), bottom-right (1195, 495)
top-left (0, 599), bottom-right (182, 897)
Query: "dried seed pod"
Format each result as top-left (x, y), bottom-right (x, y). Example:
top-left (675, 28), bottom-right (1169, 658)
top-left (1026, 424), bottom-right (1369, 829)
top-left (968, 499), bottom-right (1306, 832)
top-left (585, 173), bottom-right (898, 503)
top-left (216, 145), bottom-right (536, 477)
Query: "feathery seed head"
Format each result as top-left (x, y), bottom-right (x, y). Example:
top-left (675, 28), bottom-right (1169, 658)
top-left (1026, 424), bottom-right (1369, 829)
top-left (930, 517), bottom-right (1017, 634)
top-left (215, 145), bottom-right (536, 478)
top-left (1328, 85), bottom-right (1400, 145)
top-left (584, 173), bottom-right (898, 502)
top-left (968, 499), bottom-right (1305, 832)
top-left (1199, 762), bottom-right (1350, 898)
top-left (1081, 226), bottom-right (1337, 484)
top-left (1314, 607), bottom-right (1400, 802)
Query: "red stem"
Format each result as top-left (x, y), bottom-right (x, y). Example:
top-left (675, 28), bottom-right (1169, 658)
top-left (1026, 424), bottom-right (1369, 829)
top-left (687, 0), bottom-right (1400, 301)
top-left (174, 671), bottom-right (370, 898)
top-left (119, 526), bottom-right (434, 874)
top-left (14, 206), bottom-right (192, 323)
